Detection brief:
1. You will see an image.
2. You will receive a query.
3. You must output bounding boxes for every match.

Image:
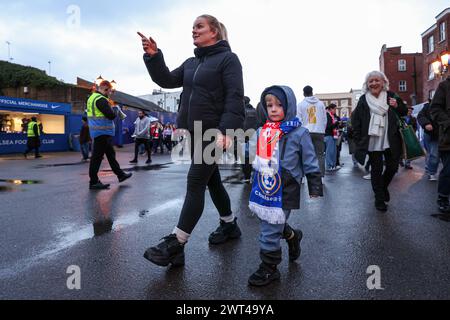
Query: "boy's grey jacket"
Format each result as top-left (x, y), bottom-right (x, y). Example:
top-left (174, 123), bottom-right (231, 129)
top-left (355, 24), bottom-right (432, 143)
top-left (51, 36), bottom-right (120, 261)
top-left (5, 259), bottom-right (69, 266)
top-left (250, 85), bottom-right (323, 210)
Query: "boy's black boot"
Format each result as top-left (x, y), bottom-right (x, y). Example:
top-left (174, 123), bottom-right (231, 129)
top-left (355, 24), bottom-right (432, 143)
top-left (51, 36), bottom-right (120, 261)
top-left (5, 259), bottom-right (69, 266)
top-left (283, 224), bottom-right (303, 262)
top-left (208, 217), bottom-right (241, 245)
top-left (143, 234), bottom-right (185, 267)
top-left (438, 196), bottom-right (450, 213)
top-left (248, 249), bottom-right (282, 287)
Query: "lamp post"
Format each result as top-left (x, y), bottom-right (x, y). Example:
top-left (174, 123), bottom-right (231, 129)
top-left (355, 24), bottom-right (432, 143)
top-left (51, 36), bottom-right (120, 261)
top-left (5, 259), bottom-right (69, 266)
top-left (5, 41), bottom-right (13, 62)
top-left (48, 61), bottom-right (51, 75)
top-left (432, 51), bottom-right (450, 79)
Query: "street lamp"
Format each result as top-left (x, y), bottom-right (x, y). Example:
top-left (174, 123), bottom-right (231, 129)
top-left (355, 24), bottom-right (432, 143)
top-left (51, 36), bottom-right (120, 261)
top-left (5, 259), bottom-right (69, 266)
top-left (48, 61), bottom-right (51, 75)
top-left (95, 75), bottom-right (104, 86)
top-left (432, 51), bottom-right (450, 77)
top-left (5, 41), bottom-right (13, 62)
top-left (111, 80), bottom-right (117, 91)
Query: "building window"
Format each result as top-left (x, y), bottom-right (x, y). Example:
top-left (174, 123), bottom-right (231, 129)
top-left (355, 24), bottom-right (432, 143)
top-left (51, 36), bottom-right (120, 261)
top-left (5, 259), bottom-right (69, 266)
top-left (440, 22), bottom-right (446, 42)
top-left (428, 63), bottom-right (435, 80)
top-left (398, 59), bottom-right (407, 71)
top-left (399, 81), bottom-right (407, 92)
top-left (428, 35), bottom-right (434, 53)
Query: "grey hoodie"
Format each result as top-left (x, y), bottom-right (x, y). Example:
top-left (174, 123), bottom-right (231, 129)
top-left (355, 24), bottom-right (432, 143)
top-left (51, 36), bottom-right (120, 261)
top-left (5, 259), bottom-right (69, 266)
top-left (252, 85), bottom-right (323, 210)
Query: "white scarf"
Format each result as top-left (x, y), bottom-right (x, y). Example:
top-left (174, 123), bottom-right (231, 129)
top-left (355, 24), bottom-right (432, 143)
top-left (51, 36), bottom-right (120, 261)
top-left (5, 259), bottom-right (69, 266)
top-left (366, 91), bottom-right (390, 151)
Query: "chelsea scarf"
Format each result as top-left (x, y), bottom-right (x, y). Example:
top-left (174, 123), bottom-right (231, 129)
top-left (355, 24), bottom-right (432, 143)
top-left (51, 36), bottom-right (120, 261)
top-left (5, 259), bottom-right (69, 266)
top-left (249, 118), bottom-right (301, 224)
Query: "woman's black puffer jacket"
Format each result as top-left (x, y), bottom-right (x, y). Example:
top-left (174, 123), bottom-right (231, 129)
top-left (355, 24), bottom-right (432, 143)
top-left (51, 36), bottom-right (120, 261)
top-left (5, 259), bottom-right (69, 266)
top-left (143, 40), bottom-right (244, 133)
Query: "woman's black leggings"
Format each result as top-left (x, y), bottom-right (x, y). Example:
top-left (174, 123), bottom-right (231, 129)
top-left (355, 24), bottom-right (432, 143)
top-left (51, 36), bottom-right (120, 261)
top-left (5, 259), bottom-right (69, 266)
top-left (177, 134), bottom-right (232, 234)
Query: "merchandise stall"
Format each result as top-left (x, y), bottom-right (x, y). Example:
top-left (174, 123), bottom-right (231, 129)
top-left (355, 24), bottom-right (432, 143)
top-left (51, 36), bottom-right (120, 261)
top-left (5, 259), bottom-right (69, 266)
top-left (0, 96), bottom-right (72, 154)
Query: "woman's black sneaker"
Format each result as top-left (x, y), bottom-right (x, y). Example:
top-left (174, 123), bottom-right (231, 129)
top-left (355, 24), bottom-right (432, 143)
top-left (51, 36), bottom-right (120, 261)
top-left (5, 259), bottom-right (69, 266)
top-left (248, 263), bottom-right (280, 287)
top-left (208, 218), bottom-right (241, 245)
top-left (143, 234), bottom-right (185, 267)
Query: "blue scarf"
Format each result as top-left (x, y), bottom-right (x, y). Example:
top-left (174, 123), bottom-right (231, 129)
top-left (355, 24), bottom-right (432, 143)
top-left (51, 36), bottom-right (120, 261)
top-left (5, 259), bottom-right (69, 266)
top-left (249, 117), bottom-right (301, 224)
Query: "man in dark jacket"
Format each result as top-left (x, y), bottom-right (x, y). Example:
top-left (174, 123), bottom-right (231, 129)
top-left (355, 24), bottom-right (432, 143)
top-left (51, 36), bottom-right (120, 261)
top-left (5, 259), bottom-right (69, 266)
top-left (430, 76), bottom-right (450, 213)
top-left (79, 116), bottom-right (91, 161)
top-left (87, 81), bottom-right (132, 190)
top-left (417, 100), bottom-right (440, 180)
top-left (23, 116), bottom-right (42, 159)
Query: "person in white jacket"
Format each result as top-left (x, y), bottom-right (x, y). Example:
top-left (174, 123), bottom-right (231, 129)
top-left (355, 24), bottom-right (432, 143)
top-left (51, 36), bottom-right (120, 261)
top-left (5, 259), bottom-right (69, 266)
top-left (297, 86), bottom-right (327, 176)
top-left (130, 111), bottom-right (152, 164)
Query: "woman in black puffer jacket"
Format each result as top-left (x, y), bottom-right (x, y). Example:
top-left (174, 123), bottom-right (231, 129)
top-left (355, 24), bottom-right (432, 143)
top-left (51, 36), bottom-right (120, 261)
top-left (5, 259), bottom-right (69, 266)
top-left (139, 15), bottom-right (245, 268)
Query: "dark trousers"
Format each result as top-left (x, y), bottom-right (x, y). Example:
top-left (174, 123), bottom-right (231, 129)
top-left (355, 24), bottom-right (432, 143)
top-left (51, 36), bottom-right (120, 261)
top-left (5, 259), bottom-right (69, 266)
top-left (163, 137), bottom-right (173, 152)
top-left (439, 151), bottom-right (450, 197)
top-left (152, 138), bottom-right (163, 153)
top-left (368, 149), bottom-right (399, 202)
top-left (25, 138), bottom-right (40, 157)
top-left (89, 135), bottom-right (124, 184)
top-left (177, 134), bottom-right (232, 234)
top-left (134, 138), bottom-right (151, 160)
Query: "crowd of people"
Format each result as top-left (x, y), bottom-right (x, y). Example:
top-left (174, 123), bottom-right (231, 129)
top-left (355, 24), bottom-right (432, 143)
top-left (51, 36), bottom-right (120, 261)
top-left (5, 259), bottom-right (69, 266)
top-left (20, 13), bottom-right (449, 288)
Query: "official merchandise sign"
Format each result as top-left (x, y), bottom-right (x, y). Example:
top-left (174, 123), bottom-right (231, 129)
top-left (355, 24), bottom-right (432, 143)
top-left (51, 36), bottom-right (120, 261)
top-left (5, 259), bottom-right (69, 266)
top-left (0, 134), bottom-right (68, 153)
top-left (0, 96), bottom-right (72, 115)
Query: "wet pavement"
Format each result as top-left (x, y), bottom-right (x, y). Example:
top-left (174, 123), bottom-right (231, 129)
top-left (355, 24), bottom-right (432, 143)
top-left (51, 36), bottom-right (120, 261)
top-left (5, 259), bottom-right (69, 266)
top-left (1, 144), bottom-right (450, 299)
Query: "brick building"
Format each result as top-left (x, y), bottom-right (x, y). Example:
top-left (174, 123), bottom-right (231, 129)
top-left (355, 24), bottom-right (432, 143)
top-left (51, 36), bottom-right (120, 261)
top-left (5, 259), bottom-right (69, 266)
top-left (379, 45), bottom-right (424, 106)
top-left (421, 7), bottom-right (450, 101)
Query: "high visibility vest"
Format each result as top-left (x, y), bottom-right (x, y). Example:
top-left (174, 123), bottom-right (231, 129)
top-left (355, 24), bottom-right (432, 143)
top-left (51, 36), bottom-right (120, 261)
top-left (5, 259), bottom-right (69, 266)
top-left (27, 121), bottom-right (40, 137)
top-left (86, 92), bottom-right (115, 138)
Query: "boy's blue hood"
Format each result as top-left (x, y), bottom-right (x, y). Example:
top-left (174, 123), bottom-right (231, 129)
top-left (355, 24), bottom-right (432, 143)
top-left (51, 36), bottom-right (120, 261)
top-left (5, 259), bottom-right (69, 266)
top-left (260, 85), bottom-right (298, 122)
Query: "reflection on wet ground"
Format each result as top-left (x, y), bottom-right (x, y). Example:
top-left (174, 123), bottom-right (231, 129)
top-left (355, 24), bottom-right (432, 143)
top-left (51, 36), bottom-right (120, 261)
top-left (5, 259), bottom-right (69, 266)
top-left (34, 162), bottom-right (86, 168)
top-left (0, 186), bottom-right (19, 193)
top-left (431, 214), bottom-right (450, 222)
top-left (0, 179), bottom-right (42, 192)
top-left (222, 173), bottom-right (246, 185)
top-left (0, 179), bottom-right (42, 185)
top-left (93, 219), bottom-right (114, 236)
top-left (124, 163), bottom-right (172, 172)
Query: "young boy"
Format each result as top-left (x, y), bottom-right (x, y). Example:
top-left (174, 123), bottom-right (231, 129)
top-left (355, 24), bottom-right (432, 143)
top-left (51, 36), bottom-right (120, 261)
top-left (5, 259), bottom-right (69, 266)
top-left (248, 85), bottom-right (323, 286)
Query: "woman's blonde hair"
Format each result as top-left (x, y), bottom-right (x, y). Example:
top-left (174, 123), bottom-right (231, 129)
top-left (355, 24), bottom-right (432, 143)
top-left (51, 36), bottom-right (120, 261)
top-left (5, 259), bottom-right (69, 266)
top-left (198, 14), bottom-right (226, 41)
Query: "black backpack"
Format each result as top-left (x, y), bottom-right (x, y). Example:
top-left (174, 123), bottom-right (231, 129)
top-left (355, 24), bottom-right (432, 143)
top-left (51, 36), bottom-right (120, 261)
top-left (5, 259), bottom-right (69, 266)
top-left (244, 105), bottom-right (257, 131)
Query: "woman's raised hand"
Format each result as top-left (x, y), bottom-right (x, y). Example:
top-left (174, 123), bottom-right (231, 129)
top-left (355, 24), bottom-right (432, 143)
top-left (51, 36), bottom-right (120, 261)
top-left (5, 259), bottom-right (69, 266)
top-left (137, 32), bottom-right (158, 56)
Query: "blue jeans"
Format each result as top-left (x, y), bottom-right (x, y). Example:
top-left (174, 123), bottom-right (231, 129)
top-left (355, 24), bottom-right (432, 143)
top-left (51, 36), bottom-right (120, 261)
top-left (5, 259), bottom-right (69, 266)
top-left (324, 136), bottom-right (337, 169)
top-left (423, 134), bottom-right (440, 175)
top-left (439, 151), bottom-right (450, 197)
top-left (81, 142), bottom-right (90, 160)
top-left (260, 210), bottom-right (291, 252)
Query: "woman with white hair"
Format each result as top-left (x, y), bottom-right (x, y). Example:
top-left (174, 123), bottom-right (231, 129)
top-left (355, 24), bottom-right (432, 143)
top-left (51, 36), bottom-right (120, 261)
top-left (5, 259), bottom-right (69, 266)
top-left (351, 71), bottom-right (407, 211)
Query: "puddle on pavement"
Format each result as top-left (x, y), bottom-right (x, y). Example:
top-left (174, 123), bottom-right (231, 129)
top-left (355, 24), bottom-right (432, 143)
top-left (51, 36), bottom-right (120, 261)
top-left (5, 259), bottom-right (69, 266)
top-left (0, 179), bottom-right (42, 185)
top-left (0, 186), bottom-right (19, 192)
top-left (431, 214), bottom-right (450, 222)
top-left (101, 163), bottom-right (173, 173)
top-left (34, 162), bottom-right (85, 168)
top-left (139, 210), bottom-right (149, 217)
top-left (222, 174), bottom-right (246, 185)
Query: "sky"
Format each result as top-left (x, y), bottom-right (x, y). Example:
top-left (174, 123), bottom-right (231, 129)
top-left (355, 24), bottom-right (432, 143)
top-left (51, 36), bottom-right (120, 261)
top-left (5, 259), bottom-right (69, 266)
top-left (0, 0), bottom-right (449, 104)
